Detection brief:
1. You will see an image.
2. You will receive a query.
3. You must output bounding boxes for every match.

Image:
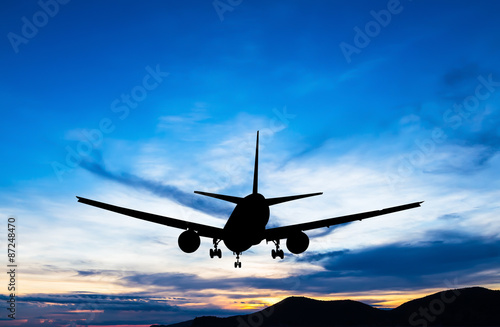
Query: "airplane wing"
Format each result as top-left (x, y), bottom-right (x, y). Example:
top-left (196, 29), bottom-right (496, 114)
top-left (263, 201), bottom-right (423, 241)
top-left (76, 196), bottom-right (225, 239)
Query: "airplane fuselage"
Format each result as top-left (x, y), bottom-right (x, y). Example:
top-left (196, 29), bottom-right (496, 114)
top-left (223, 193), bottom-right (270, 253)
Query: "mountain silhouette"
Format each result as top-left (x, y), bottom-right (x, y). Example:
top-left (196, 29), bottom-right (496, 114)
top-left (151, 287), bottom-right (500, 327)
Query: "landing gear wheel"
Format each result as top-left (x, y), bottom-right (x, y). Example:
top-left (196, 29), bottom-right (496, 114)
top-left (234, 252), bottom-right (242, 268)
top-left (271, 240), bottom-right (284, 260)
top-left (210, 239), bottom-right (222, 259)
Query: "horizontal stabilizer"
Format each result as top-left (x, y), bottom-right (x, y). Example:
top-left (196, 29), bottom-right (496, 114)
top-left (194, 191), bottom-right (242, 204)
top-left (265, 192), bottom-right (323, 206)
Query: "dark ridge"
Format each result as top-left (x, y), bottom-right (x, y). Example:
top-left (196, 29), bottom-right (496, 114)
top-left (391, 287), bottom-right (500, 326)
top-left (263, 296), bottom-right (389, 326)
top-left (152, 287), bottom-right (500, 327)
top-left (152, 320), bottom-right (194, 327)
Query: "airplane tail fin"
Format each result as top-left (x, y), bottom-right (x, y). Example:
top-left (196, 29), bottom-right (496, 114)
top-left (253, 131), bottom-right (259, 194)
top-left (194, 131), bottom-right (322, 206)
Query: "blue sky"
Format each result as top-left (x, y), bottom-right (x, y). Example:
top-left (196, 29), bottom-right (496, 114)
top-left (1, 0), bottom-right (500, 326)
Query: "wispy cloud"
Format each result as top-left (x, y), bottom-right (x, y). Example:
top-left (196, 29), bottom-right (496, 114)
top-left (115, 230), bottom-right (499, 295)
top-left (80, 156), bottom-right (233, 218)
top-left (0, 292), bottom-right (241, 326)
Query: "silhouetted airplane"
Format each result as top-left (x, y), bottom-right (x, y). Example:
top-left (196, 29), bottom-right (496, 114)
top-left (77, 132), bottom-right (423, 268)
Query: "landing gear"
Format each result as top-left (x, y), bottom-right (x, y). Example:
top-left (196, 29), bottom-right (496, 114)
top-left (271, 240), bottom-right (284, 259)
top-left (271, 249), bottom-right (284, 259)
top-left (209, 239), bottom-right (222, 258)
top-left (234, 252), bottom-right (242, 268)
top-left (210, 248), bottom-right (222, 258)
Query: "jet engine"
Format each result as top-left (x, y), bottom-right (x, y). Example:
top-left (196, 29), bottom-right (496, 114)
top-left (286, 231), bottom-right (309, 254)
top-left (178, 230), bottom-right (200, 253)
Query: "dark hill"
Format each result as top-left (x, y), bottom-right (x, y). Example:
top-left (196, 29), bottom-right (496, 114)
top-left (391, 286), bottom-right (500, 326)
top-left (152, 287), bottom-right (500, 327)
top-left (256, 296), bottom-right (389, 326)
